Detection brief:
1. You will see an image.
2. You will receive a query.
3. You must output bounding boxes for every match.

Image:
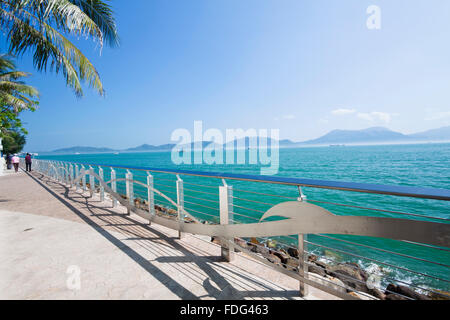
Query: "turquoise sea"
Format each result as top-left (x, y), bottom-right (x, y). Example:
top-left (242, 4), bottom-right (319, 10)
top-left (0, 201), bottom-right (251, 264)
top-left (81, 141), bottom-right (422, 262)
top-left (37, 143), bottom-right (450, 293)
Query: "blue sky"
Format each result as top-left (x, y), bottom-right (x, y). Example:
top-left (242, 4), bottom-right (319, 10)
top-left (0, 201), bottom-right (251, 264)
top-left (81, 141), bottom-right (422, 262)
top-left (2, 0), bottom-right (450, 151)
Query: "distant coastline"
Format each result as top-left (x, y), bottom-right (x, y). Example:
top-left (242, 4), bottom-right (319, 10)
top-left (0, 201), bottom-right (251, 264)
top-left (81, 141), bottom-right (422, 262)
top-left (31, 125), bottom-right (450, 155)
top-left (33, 141), bottom-right (450, 156)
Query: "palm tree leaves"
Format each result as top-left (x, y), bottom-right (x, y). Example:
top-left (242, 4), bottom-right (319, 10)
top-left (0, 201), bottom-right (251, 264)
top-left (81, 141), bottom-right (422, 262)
top-left (72, 0), bottom-right (119, 46)
top-left (0, 0), bottom-right (118, 96)
top-left (0, 54), bottom-right (39, 113)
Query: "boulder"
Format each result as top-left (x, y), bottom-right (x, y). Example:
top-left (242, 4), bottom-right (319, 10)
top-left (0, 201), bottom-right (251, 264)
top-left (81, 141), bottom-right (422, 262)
top-left (368, 288), bottom-right (386, 300)
top-left (308, 264), bottom-right (327, 277)
top-left (396, 285), bottom-right (431, 300)
top-left (248, 243), bottom-right (258, 253)
top-left (326, 276), bottom-right (348, 294)
top-left (184, 217), bottom-right (195, 223)
top-left (314, 260), bottom-right (331, 274)
top-left (267, 254), bottom-right (282, 266)
top-left (385, 293), bottom-right (408, 300)
top-left (256, 245), bottom-right (271, 258)
top-left (167, 208), bottom-right (177, 215)
top-left (308, 254), bottom-right (318, 263)
top-left (348, 291), bottom-right (373, 300)
top-left (385, 283), bottom-right (430, 300)
top-left (287, 247), bottom-right (299, 258)
top-left (328, 263), bottom-right (369, 293)
top-left (284, 258), bottom-right (299, 272)
top-left (234, 238), bottom-right (248, 249)
top-left (310, 275), bottom-right (348, 294)
top-left (273, 249), bottom-right (291, 265)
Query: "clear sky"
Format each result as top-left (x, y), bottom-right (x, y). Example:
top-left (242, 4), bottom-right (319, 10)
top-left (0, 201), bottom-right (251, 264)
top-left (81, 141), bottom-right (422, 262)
top-left (3, 0), bottom-right (450, 151)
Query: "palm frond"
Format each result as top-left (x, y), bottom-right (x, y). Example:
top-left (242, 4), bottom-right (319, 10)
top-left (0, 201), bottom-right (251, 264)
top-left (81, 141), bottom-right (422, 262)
top-left (0, 70), bottom-right (31, 80)
top-left (0, 80), bottom-right (39, 97)
top-left (0, 53), bottom-right (16, 71)
top-left (68, 0), bottom-right (119, 47)
top-left (0, 0), bottom-right (118, 96)
top-left (0, 91), bottom-right (31, 112)
top-left (0, 5), bottom-right (102, 96)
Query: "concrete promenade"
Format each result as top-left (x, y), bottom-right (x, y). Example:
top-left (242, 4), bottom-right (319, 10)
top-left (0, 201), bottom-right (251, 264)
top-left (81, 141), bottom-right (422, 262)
top-left (0, 168), bottom-right (337, 300)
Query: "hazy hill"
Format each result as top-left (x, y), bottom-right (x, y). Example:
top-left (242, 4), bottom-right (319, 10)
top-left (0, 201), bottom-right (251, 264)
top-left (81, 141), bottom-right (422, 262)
top-left (407, 126), bottom-right (450, 141)
top-left (220, 137), bottom-right (296, 148)
top-left (300, 127), bottom-right (409, 145)
top-left (125, 144), bottom-right (175, 152)
top-left (51, 146), bottom-right (116, 154)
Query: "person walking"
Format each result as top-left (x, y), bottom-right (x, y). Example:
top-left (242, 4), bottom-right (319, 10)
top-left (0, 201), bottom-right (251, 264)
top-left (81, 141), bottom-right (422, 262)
top-left (6, 154), bottom-right (12, 170)
top-left (25, 153), bottom-right (32, 172)
top-left (11, 154), bottom-right (20, 172)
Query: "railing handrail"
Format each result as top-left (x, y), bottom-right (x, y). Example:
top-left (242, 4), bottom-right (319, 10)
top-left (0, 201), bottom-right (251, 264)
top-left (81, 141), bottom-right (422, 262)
top-left (35, 159), bottom-right (450, 201)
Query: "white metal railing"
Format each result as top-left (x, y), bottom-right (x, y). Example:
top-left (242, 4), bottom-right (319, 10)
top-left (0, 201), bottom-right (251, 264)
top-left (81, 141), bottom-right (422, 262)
top-left (21, 158), bottom-right (450, 300)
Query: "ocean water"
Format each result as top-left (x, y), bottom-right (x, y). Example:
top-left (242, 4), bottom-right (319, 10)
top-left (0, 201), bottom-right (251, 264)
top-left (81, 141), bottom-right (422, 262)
top-left (36, 143), bottom-right (450, 293)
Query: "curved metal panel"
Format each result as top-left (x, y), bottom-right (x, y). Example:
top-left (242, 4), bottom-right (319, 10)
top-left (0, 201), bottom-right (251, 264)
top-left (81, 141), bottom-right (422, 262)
top-left (176, 202), bottom-right (450, 248)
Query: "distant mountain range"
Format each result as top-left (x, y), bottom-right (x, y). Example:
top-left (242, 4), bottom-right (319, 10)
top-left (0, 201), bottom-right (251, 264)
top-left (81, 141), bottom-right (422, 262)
top-left (43, 126), bottom-right (450, 154)
top-left (299, 126), bottom-right (450, 145)
top-left (124, 143), bottom-right (175, 152)
top-left (301, 127), bottom-right (408, 145)
top-left (51, 146), bottom-right (116, 154)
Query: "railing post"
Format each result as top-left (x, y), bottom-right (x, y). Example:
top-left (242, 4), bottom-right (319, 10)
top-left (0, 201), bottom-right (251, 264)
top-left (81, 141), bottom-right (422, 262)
top-left (298, 186), bottom-right (309, 297)
top-left (176, 175), bottom-right (185, 239)
top-left (69, 164), bottom-right (74, 188)
top-left (64, 163), bottom-right (69, 185)
top-left (81, 165), bottom-right (87, 192)
top-left (147, 171), bottom-right (155, 224)
top-left (53, 161), bottom-right (57, 181)
top-left (63, 163), bottom-right (67, 184)
top-left (59, 162), bottom-right (63, 183)
top-left (55, 161), bottom-right (58, 180)
top-left (65, 163), bottom-right (69, 185)
top-left (57, 162), bottom-right (61, 182)
top-left (111, 168), bottom-right (117, 207)
top-left (99, 167), bottom-right (104, 202)
top-left (89, 166), bottom-right (95, 197)
top-left (74, 164), bottom-right (79, 190)
top-left (219, 180), bottom-right (234, 262)
top-left (126, 170), bottom-right (133, 215)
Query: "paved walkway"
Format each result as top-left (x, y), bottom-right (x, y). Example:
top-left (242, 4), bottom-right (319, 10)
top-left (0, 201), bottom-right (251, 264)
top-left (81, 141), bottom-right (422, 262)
top-left (0, 168), bottom-right (337, 300)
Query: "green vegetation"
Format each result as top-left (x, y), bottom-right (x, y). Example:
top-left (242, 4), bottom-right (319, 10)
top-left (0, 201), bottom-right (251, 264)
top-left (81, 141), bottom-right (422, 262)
top-left (0, 54), bottom-right (39, 137)
top-left (1, 129), bottom-right (25, 154)
top-left (0, 0), bottom-right (119, 97)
